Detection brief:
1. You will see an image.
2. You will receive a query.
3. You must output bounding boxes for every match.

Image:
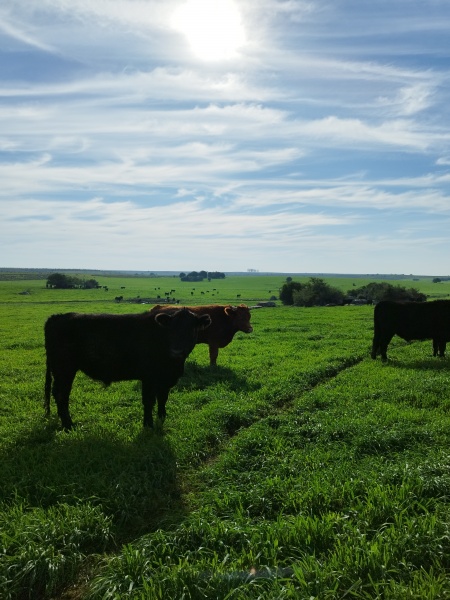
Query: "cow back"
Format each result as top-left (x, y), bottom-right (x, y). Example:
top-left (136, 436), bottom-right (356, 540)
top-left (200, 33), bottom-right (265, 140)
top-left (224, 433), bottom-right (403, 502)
top-left (150, 304), bottom-right (252, 348)
top-left (374, 300), bottom-right (450, 341)
top-left (45, 309), bottom-right (210, 385)
top-left (45, 312), bottom-right (167, 384)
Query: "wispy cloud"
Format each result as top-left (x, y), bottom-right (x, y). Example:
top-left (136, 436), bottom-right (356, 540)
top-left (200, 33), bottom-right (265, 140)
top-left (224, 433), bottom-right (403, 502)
top-left (0, 14), bottom-right (57, 52)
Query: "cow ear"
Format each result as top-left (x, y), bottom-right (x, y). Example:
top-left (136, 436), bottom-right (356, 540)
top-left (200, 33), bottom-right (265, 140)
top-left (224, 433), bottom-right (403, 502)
top-left (154, 313), bottom-right (172, 327)
top-left (198, 314), bottom-right (212, 330)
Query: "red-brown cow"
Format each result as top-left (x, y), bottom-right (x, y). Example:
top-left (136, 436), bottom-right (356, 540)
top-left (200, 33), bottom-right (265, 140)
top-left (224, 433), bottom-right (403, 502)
top-left (150, 304), bottom-right (253, 365)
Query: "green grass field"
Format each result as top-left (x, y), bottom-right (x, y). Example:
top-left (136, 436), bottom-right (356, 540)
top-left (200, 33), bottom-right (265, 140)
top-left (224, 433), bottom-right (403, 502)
top-left (1, 273), bottom-right (449, 599)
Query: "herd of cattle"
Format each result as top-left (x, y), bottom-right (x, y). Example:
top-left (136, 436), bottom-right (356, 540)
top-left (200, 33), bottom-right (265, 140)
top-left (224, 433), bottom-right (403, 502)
top-left (44, 299), bottom-right (449, 430)
top-left (44, 304), bottom-right (252, 430)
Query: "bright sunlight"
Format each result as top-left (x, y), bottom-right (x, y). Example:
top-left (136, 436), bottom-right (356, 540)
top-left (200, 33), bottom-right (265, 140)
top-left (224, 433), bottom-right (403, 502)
top-left (172, 0), bottom-right (246, 61)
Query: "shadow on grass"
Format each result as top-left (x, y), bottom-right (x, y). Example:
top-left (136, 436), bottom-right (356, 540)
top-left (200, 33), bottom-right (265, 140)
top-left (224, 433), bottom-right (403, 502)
top-left (180, 361), bottom-right (260, 392)
top-left (388, 357), bottom-right (449, 371)
top-left (0, 420), bottom-right (186, 543)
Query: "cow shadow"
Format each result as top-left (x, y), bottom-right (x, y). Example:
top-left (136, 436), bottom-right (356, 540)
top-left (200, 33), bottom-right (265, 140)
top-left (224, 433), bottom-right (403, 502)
top-left (130, 362), bottom-right (258, 398)
top-left (387, 357), bottom-right (449, 371)
top-left (179, 361), bottom-right (260, 393)
top-left (0, 420), bottom-right (185, 543)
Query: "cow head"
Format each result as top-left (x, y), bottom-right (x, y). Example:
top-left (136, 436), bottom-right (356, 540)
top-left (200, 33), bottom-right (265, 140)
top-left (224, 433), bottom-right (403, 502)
top-left (155, 308), bottom-right (211, 358)
top-left (224, 304), bottom-right (253, 333)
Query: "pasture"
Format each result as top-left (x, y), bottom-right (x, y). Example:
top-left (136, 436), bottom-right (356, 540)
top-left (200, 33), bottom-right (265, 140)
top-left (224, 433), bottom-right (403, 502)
top-left (1, 273), bottom-right (450, 599)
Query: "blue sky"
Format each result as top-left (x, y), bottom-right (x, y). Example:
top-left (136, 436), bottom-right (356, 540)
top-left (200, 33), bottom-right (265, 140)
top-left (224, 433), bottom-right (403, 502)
top-left (1, 0), bottom-right (450, 274)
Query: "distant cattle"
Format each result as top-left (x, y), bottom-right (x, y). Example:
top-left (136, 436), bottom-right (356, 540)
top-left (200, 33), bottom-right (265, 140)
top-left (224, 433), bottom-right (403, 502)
top-left (371, 300), bottom-right (450, 361)
top-left (115, 296), bottom-right (123, 302)
top-left (150, 304), bottom-right (253, 366)
top-left (44, 309), bottom-right (211, 430)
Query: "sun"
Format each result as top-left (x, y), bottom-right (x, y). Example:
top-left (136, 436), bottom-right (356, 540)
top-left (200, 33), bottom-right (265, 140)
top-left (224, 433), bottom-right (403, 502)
top-left (172, 0), bottom-right (246, 61)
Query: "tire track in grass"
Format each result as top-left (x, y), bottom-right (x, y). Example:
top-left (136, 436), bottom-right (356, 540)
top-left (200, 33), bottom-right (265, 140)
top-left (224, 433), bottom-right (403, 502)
top-left (268, 353), bottom-right (366, 410)
top-left (180, 352), bottom-right (367, 474)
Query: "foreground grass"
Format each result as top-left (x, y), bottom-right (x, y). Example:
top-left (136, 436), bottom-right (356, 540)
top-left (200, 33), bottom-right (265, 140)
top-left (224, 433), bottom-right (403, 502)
top-left (1, 284), bottom-right (449, 598)
top-left (88, 353), bottom-right (450, 599)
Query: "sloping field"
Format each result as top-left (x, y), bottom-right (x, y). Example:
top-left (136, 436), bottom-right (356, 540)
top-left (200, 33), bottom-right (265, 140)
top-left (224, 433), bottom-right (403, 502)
top-left (1, 276), bottom-right (449, 599)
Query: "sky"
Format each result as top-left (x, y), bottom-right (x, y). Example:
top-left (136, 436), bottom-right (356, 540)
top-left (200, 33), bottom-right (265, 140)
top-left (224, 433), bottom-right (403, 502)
top-left (1, 0), bottom-right (450, 275)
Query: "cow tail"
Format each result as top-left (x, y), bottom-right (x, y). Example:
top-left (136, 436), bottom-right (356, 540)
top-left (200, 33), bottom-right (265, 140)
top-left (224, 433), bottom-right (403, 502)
top-left (44, 359), bottom-right (52, 417)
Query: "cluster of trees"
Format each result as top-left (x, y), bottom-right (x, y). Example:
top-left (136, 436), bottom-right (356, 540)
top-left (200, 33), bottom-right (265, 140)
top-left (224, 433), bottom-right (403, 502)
top-left (46, 273), bottom-right (100, 289)
top-left (280, 278), bottom-right (345, 307)
top-left (280, 278), bottom-right (426, 307)
top-left (347, 282), bottom-right (426, 304)
top-left (179, 271), bottom-right (225, 282)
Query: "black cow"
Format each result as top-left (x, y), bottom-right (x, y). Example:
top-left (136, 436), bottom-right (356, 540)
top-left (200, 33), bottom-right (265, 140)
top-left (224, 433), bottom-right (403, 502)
top-left (44, 308), bottom-right (211, 430)
top-left (371, 299), bottom-right (450, 361)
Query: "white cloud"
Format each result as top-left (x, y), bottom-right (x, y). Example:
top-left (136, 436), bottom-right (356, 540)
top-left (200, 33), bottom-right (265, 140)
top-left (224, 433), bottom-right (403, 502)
top-left (0, 13), bottom-right (57, 52)
top-left (376, 83), bottom-right (436, 117)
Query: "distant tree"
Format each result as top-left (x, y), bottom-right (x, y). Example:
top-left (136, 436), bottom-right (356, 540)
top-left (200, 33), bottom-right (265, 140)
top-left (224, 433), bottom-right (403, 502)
top-left (347, 282), bottom-right (426, 303)
top-left (181, 271), bottom-right (201, 282)
top-left (83, 278), bottom-right (100, 289)
top-left (279, 280), bottom-right (303, 305)
top-left (46, 273), bottom-right (71, 289)
top-left (292, 278), bottom-right (345, 307)
top-left (433, 277), bottom-right (442, 283)
top-left (46, 273), bottom-right (97, 289)
top-left (180, 270), bottom-right (225, 282)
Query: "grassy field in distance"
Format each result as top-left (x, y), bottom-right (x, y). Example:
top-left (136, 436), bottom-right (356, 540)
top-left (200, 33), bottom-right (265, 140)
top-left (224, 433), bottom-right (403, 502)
top-left (2, 272), bottom-right (450, 306)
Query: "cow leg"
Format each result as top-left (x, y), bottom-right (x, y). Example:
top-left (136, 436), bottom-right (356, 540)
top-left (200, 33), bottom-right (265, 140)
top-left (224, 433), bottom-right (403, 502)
top-left (371, 333), bottom-right (381, 359)
top-left (370, 338), bottom-right (378, 359)
top-left (141, 379), bottom-right (156, 428)
top-left (432, 339), bottom-right (446, 357)
top-left (372, 333), bottom-right (392, 361)
top-left (209, 344), bottom-right (219, 366)
top-left (378, 338), bottom-right (391, 362)
top-left (52, 372), bottom-right (75, 430)
top-left (156, 386), bottom-right (170, 423)
top-left (433, 339), bottom-right (440, 357)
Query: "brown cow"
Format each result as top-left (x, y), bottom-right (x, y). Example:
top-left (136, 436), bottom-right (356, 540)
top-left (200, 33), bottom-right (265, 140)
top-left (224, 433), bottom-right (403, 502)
top-left (150, 304), bottom-right (253, 365)
top-left (44, 308), bottom-right (211, 429)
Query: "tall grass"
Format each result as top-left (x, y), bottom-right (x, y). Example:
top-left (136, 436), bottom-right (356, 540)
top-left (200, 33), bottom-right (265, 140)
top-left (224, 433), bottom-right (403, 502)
top-left (1, 276), bottom-right (449, 598)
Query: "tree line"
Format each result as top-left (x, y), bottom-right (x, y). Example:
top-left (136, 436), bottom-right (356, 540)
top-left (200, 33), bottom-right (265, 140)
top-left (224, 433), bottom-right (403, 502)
top-left (46, 273), bottom-right (100, 289)
top-left (280, 278), bottom-right (427, 307)
top-left (179, 271), bottom-right (225, 282)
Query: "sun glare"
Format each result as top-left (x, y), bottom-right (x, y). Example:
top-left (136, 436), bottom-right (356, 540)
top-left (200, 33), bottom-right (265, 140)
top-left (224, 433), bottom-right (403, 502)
top-left (172, 0), bottom-right (246, 61)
